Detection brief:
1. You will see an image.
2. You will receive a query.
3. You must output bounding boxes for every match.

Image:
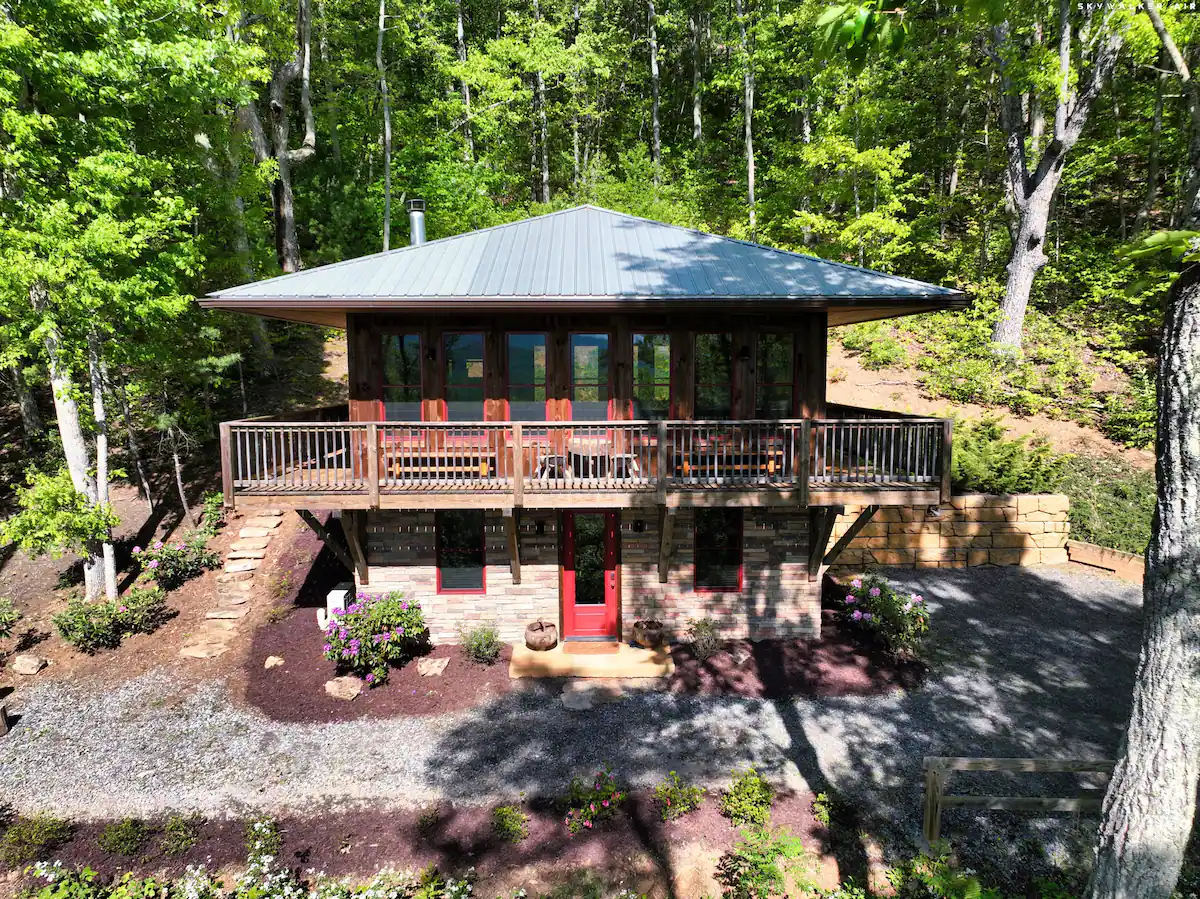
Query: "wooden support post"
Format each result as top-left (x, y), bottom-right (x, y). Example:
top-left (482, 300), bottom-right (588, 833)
top-left (823, 504), bottom-right (879, 566)
top-left (807, 505), bottom-right (841, 580)
top-left (940, 418), bottom-right (953, 504)
top-left (342, 509), bottom-right (370, 584)
top-left (798, 420), bottom-right (810, 506)
top-left (296, 509), bottom-right (360, 580)
top-left (366, 422), bottom-right (380, 509)
top-left (656, 420), bottom-right (668, 504)
top-left (219, 422), bottom-right (235, 511)
top-left (658, 506), bottom-right (676, 583)
top-left (505, 509), bottom-right (521, 584)
top-left (922, 759), bottom-right (947, 846)
top-left (511, 422), bottom-right (524, 507)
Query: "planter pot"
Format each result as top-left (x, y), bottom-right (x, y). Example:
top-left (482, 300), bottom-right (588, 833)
top-left (525, 620), bottom-right (558, 651)
top-left (631, 619), bottom-right (665, 649)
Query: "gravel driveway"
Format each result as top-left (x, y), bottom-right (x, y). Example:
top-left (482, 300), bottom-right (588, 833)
top-left (0, 565), bottom-right (1141, 849)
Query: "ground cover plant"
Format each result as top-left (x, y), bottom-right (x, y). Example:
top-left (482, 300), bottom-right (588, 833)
top-left (715, 823), bottom-right (814, 899)
top-left (718, 767), bottom-right (774, 828)
top-left (159, 814), bottom-right (203, 857)
top-left (460, 623), bottom-right (502, 665)
top-left (1059, 456), bottom-right (1156, 556)
top-left (96, 819), bottom-right (148, 857)
top-left (0, 597), bottom-right (19, 639)
top-left (490, 805), bottom-right (529, 843)
top-left (653, 771), bottom-right (706, 822)
top-left (321, 591), bottom-right (428, 685)
top-left (0, 816), bottom-right (73, 867)
top-left (51, 586), bottom-right (174, 654)
top-left (839, 575), bottom-right (930, 662)
top-left (563, 765), bottom-right (625, 834)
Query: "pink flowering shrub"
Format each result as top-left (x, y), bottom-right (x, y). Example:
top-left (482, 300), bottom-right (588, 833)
top-left (840, 575), bottom-right (930, 660)
top-left (322, 591), bottom-right (428, 685)
top-left (654, 770), bottom-right (706, 822)
top-left (131, 534), bottom-right (218, 591)
top-left (564, 765), bottom-right (625, 834)
top-left (51, 585), bottom-right (173, 653)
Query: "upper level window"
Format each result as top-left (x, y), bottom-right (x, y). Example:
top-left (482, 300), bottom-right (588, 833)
top-left (756, 334), bottom-right (794, 418)
top-left (382, 333), bottom-right (421, 421)
top-left (695, 333), bottom-right (732, 419)
top-left (570, 333), bottom-right (610, 421)
top-left (694, 508), bottom-right (742, 592)
top-left (444, 332), bottom-right (484, 421)
top-left (633, 333), bottom-right (671, 420)
top-left (507, 333), bottom-right (547, 420)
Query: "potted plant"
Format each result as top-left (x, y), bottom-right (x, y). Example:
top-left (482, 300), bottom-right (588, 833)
top-left (631, 618), bottom-right (665, 649)
top-left (525, 619), bottom-right (558, 651)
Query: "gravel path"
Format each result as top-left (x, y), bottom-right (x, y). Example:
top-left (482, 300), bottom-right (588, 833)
top-left (0, 566), bottom-right (1141, 846)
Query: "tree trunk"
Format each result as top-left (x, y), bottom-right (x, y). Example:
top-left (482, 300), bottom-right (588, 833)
top-left (30, 282), bottom-right (103, 600)
top-left (1087, 260), bottom-right (1200, 899)
top-left (532, 0), bottom-right (549, 203)
top-left (735, 0), bottom-right (754, 237)
top-left (690, 9), bottom-right (702, 142)
top-left (1134, 61), bottom-right (1165, 236)
top-left (87, 333), bottom-right (117, 599)
top-left (456, 0), bottom-right (474, 162)
top-left (993, 173), bottom-right (1059, 347)
top-left (114, 379), bottom-right (153, 511)
top-left (6, 361), bottom-right (43, 445)
top-left (648, 0), bottom-right (660, 180)
top-left (169, 425), bottom-right (197, 529)
top-left (377, 0), bottom-right (393, 250)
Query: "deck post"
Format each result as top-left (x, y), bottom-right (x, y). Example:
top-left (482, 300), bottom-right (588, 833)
top-left (922, 759), bottom-right (946, 846)
top-left (219, 422), bottom-right (235, 510)
top-left (297, 510), bottom-right (359, 579)
top-left (511, 422), bottom-right (524, 507)
top-left (366, 422), bottom-right (380, 509)
top-left (658, 506), bottom-right (676, 583)
top-left (798, 420), bottom-right (810, 506)
top-left (656, 420), bottom-right (668, 504)
top-left (823, 504), bottom-right (879, 566)
top-left (505, 510), bottom-right (521, 584)
top-left (939, 419), bottom-right (953, 503)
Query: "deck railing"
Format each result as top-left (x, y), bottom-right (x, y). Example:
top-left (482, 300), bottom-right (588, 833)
top-left (219, 414), bottom-right (952, 507)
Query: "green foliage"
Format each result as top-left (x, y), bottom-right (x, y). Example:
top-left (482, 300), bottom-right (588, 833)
top-left (1059, 457), bottom-right (1156, 555)
top-left (715, 824), bottom-right (814, 899)
top-left (52, 586), bottom-right (174, 654)
top-left (951, 417), bottom-right (1068, 495)
top-left (416, 805), bottom-right (442, 835)
top-left (564, 765), bottom-right (626, 834)
top-left (0, 815), bottom-right (73, 866)
top-left (840, 321), bottom-right (908, 369)
top-left (0, 597), bottom-right (20, 640)
top-left (132, 535), bottom-right (219, 592)
top-left (687, 617), bottom-right (722, 661)
top-left (719, 767), bottom-right (775, 828)
top-left (459, 622), bottom-right (503, 666)
top-left (200, 493), bottom-right (227, 534)
top-left (97, 819), bottom-right (149, 857)
top-left (490, 805), bottom-right (530, 843)
top-left (654, 771), bottom-right (706, 822)
top-left (839, 574), bottom-right (930, 661)
top-left (891, 842), bottom-right (1003, 899)
top-left (1100, 369), bottom-right (1157, 450)
top-left (322, 591), bottom-right (429, 685)
top-left (160, 814), bottom-right (203, 857)
top-left (244, 817), bottom-right (283, 861)
top-left (0, 470), bottom-right (119, 561)
top-left (812, 792), bottom-right (838, 828)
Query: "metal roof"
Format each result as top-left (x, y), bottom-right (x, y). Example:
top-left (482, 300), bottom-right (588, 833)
top-left (205, 205), bottom-right (962, 305)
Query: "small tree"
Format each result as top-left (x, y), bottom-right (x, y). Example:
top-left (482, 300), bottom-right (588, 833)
top-left (0, 469), bottom-right (120, 570)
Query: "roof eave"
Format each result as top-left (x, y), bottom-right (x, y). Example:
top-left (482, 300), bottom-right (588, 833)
top-left (200, 293), bottom-right (967, 310)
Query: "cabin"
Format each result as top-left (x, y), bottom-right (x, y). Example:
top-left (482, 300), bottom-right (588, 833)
top-left (202, 204), bottom-right (967, 646)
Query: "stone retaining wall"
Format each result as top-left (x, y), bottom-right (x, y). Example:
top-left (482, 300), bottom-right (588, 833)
top-left (830, 493), bottom-right (1071, 570)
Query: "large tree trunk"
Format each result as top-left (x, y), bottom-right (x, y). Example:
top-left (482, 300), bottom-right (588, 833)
top-left (993, 172), bottom-right (1059, 347)
top-left (648, 0), bottom-right (660, 180)
top-left (456, 0), bottom-right (474, 162)
top-left (6, 361), bottom-right (43, 446)
top-left (87, 333), bottom-right (117, 599)
top-left (735, 0), bottom-right (754, 237)
top-left (1133, 60), bottom-right (1166, 236)
top-left (30, 282), bottom-right (103, 600)
top-left (1087, 260), bottom-right (1200, 899)
top-left (377, 0), bottom-right (393, 250)
top-left (690, 9), bottom-right (702, 142)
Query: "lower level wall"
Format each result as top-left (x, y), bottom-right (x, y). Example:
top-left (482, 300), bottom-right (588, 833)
top-left (359, 506), bottom-right (822, 644)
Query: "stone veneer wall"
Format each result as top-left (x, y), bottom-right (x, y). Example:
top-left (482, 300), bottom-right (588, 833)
top-left (361, 507), bottom-right (822, 643)
top-left (829, 493), bottom-right (1071, 570)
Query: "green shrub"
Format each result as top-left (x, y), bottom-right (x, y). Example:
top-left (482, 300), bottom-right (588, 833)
top-left (812, 792), bottom-right (834, 828)
top-left (416, 804), bottom-right (441, 835)
top-left (861, 337), bottom-right (908, 370)
top-left (132, 534), bottom-right (219, 591)
top-left (460, 622), bottom-right (503, 665)
top-left (1059, 456), bottom-right (1155, 555)
top-left (839, 574), bottom-right (930, 661)
top-left (654, 771), bottom-right (706, 822)
top-left (951, 416), bottom-right (1067, 495)
top-left (1101, 368), bottom-right (1156, 450)
top-left (491, 805), bottom-right (530, 843)
top-left (0, 597), bottom-right (20, 640)
top-left (890, 842), bottom-right (1002, 899)
top-left (920, 356), bottom-right (1005, 406)
top-left (52, 586), bottom-right (174, 654)
top-left (322, 591), bottom-right (429, 685)
top-left (719, 767), bottom-right (774, 828)
top-left (244, 816), bottom-right (283, 860)
top-left (840, 321), bottom-right (887, 353)
top-left (687, 617), bottom-right (721, 661)
top-left (715, 824), bottom-right (814, 899)
top-left (160, 813), bottom-right (203, 856)
top-left (97, 818), bottom-right (149, 857)
top-left (200, 492), bottom-right (226, 535)
top-left (0, 815), bottom-right (73, 866)
top-left (564, 764), bottom-right (625, 834)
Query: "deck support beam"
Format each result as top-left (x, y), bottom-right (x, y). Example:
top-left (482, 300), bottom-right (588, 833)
top-left (807, 505), bottom-right (843, 580)
top-left (297, 510), bottom-right (362, 581)
top-left (658, 506), bottom-right (676, 583)
top-left (823, 504), bottom-right (879, 567)
top-left (504, 509), bottom-right (521, 584)
top-left (341, 509), bottom-right (370, 584)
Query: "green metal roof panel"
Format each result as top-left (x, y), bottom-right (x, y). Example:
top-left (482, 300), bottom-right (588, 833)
top-left (207, 205), bottom-right (961, 303)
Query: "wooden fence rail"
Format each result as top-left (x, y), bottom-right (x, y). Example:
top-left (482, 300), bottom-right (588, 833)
top-left (922, 756), bottom-right (1117, 844)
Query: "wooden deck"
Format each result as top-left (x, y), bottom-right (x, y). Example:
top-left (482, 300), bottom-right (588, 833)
top-left (219, 415), bottom-right (951, 511)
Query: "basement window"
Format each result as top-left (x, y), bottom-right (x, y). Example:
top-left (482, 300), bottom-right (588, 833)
top-left (694, 508), bottom-right (742, 592)
top-left (436, 510), bottom-right (486, 593)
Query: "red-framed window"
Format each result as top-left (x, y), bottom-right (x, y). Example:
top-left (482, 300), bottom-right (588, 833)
top-left (507, 333), bottom-right (548, 420)
top-left (694, 508), bottom-right (743, 592)
top-left (381, 333), bottom-right (422, 421)
top-left (633, 333), bottom-right (671, 420)
top-left (695, 333), bottom-right (732, 419)
top-left (436, 510), bottom-right (486, 593)
top-left (569, 332), bottom-right (611, 421)
top-left (756, 333), bottom-right (795, 418)
top-left (444, 332), bottom-right (485, 421)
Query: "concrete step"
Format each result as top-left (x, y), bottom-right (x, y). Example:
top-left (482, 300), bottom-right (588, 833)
top-left (509, 642), bottom-right (674, 679)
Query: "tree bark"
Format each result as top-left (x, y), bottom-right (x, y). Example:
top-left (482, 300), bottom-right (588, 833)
top-left (6, 361), bottom-right (43, 446)
top-left (377, 0), bottom-right (393, 250)
top-left (114, 379), bottom-right (153, 511)
top-left (456, 0), bottom-right (474, 162)
top-left (1087, 260), bottom-right (1200, 899)
top-left (87, 332), bottom-right (117, 599)
top-left (735, 0), bottom-right (755, 237)
top-left (533, 0), bottom-right (550, 204)
top-left (690, 9), bottom-right (702, 142)
top-left (1133, 60), bottom-right (1166, 236)
top-left (648, 0), bottom-right (660, 180)
top-left (168, 423), bottom-right (197, 529)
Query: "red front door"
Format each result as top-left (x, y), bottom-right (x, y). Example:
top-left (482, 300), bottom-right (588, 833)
top-left (562, 511), bottom-right (619, 639)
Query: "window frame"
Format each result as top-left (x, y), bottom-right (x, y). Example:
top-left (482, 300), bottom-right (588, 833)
top-left (755, 332), bottom-right (796, 419)
top-left (694, 332), bottom-right (733, 420)
top-left (435, 510), bottom-right (487, 595)
top-left (568, 331), bottom-right (613, 421)
top-left (693, 508), bottom-right (744, 593)
top-left (442, 331), bottom-right (486, 422)
top-left (505, 331), bottom-right (549, 421)
top-left (379, 332), bottom-right (424, 421)
top-left (632, 332), bottom-right (673, 421)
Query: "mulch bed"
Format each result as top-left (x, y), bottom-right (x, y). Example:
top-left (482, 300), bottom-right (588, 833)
top-left (3, 790), bottom-right (834, 890)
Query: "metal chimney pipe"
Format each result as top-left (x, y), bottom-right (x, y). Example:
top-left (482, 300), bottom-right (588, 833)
top-left (407, 198), bottom-right (426, 246)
